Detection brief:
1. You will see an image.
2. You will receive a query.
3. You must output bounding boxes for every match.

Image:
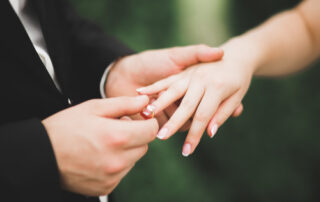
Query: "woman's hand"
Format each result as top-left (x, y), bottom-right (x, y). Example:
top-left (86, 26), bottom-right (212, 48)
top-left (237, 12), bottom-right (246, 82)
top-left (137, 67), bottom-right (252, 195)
top-left (105, 45), bottom-right (224, 128)
top-left (137, 44), bottom-right (255, 156)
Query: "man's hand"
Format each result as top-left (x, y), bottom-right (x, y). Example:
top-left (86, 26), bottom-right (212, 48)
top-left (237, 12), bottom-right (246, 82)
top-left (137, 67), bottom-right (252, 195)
top-left (106, 45), bottom-right (223, 98)
top-left (105, 45), bottom-right (224, 127)
top-left (42, 96), bottom-right (158, 196)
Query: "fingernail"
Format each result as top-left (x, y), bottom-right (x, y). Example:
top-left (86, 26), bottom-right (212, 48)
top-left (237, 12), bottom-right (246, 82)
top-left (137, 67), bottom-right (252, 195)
top-left (210, 123), bottom-right (219, 138)
top-left (121, 116), bottom-right (132, 121)
top-left (136, 87), bottom-right (146, 93)
top-left (157, 128), bottom-right (168, 140)
top-left (182, 143), bottom-right (191, 157)
top-left (140, 104), bottom-right (156, 119)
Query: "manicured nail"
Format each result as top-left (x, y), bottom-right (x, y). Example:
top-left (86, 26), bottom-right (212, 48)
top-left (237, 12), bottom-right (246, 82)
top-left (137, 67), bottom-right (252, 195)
top-left (182, 143), bottom-right (191, 157)
top-left (140, 104), bottom-right (156, 119)
top-left (120, 116), bottom-right (132, 121)
top-left (210, 123), bottom-right (219, 138)
top-left (157, 128), bottom-right (168, 140)
top-left (136, 87), bottom-right (146, 93)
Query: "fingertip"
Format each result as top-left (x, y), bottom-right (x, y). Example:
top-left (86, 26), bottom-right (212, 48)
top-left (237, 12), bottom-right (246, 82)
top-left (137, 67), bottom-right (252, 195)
top-left (198, 46), bottom-right (224, 62)
top-left (232, 104), bottom-right (244, 117)
top-left (182, 142), bottom-right (192, 157)
top-left (136, 87), bottom-right (147, 94)
top-left (209, 123), bottom-right (219, 138)
top-left (156, 127), bottom-right (168, 140)
top-left (210, 47), bottom-right (224, 60)
top-left (135, 95), bottom-right (149, 104)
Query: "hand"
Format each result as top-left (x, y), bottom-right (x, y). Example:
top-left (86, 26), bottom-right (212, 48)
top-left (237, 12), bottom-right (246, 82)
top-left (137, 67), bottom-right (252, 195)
top-left (42, 96), bottom-right (158, 196)
top-left (105, 45), bottom-right (224, 128)
top-left (137, 45), bottom-right (253, 156)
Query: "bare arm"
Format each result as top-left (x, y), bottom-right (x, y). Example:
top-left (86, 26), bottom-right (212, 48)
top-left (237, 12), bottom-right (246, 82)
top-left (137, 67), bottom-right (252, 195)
top-left (136, 0), bottom-right (320, 156)
top-left (223, 0), bottom-right (320, 76)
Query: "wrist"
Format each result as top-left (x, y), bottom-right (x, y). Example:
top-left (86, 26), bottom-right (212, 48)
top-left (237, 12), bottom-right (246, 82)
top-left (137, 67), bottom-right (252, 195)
top-left (105, 57), bottom-right (130, 97)
top-left (221, 36), bottom-right (267, 76)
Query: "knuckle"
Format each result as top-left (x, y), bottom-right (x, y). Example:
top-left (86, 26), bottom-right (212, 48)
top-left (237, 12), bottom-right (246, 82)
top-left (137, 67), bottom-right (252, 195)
top-left (109, 134), bottom-right (129, 148)
top-left (227, 79), bottom-right (241, 91)
top-left (169, 84), bottom-right (182, 95)
top-left (194, 111), bottom-right (210, 123)
top-left (104, 160), bottom-right (127, 175)
top-left (181, 98), bottom-right (194, 109)
top-left (212, 78), bottom-right (225, 89)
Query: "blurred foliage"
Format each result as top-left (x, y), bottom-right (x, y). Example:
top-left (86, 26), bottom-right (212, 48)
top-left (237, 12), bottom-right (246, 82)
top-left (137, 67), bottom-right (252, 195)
top-left (70, 0), bottom-right (180, 50)
top-left (70, 0), bottom-right (320, 201)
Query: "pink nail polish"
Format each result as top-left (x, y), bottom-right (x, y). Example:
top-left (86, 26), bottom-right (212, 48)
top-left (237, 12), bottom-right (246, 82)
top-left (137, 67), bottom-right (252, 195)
top-left (182, 143), bottom-right (191, 157)
top-left (140, 104), bottom-right (156, 119)
top-left (210, 123), bottom-right (219, 138)
top-left (157, 128), bottom-right (168, 140)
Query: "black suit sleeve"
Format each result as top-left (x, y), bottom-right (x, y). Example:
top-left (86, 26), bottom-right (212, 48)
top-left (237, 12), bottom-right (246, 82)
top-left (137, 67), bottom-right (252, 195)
top-left (0, 119), bottom-right (62, 201)
top-left (61, 1), bottom-right (135, 101)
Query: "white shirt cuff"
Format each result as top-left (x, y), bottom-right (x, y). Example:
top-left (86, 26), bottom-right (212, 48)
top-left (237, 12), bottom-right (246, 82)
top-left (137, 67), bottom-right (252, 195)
top-left (100, 62), bottom-right (115, 98)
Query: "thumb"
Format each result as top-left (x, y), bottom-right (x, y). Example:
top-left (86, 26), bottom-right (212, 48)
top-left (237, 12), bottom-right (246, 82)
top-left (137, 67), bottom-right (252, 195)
top-left (93, 95), bottom-right (150, 118)
top-left (168, 44), bottom-right (224, 70)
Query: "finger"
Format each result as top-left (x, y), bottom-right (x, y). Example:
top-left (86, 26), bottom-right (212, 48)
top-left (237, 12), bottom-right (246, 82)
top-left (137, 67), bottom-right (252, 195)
top-left (182, 91), bottom-right (223, 157)
top-left (141, 79), bottom-right (189, 119)
top-left (179, 121), bottom-right (192, 132)
top-left (232, 104), bottom-right (243, 117)
top-left (164, 104), bottom-right (192, 132)
top-left (156, 84), bottom-right (204, 140)
top-left (136, 75), bottom-right (179, 95)
top-left (167, 45), bottom-right (224, 69)
top-left (120, 116), bottom-right (132, 121)
top-left (124, 145), bottom-right (149, 164)
top-left (90, 95), bottom-right (149, 118)
top-left (154, 111), bottom-right (169, 128)
top-left (207, 94), bottom-right (242, 138)
top-left (105, 118), bottom-right (159, 148)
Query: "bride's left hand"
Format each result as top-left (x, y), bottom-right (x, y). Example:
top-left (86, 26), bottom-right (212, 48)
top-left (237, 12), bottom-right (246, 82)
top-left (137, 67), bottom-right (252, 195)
top-left (137, 50), bottom-right (254, 156)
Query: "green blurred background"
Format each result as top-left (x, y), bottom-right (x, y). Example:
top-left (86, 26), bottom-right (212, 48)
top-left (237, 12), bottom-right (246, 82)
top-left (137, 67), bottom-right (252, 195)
top-left (70, 0), bottom-right (320, 201)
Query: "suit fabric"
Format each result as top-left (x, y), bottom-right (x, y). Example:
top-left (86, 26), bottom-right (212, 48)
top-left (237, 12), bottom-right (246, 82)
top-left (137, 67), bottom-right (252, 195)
top-left (0, 0), bottom-right (133, 201)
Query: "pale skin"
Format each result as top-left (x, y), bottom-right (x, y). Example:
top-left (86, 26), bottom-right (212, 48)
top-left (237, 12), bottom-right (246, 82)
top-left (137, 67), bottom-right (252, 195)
top-left (105, 45), bottom-right (242, 128)
top-left (42, 45), bottom-right (234, 196)
top-left (43, 96), bottom-right (158, 196)
top-left (138, 0), bottom-right (320, 157)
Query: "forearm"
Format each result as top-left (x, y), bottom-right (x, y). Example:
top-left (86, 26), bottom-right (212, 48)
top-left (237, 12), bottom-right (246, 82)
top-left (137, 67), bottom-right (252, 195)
top-left (222, 0), bottom-right (320, 77)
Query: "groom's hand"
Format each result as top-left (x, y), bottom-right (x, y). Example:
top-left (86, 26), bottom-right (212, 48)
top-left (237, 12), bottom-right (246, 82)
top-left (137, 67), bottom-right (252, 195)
top-left (106, 45), bottom-right (223, 98)
top-left (105, 45), bottom-right (224, 127)
top-left (42, 96), bottom-right (158, 196)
